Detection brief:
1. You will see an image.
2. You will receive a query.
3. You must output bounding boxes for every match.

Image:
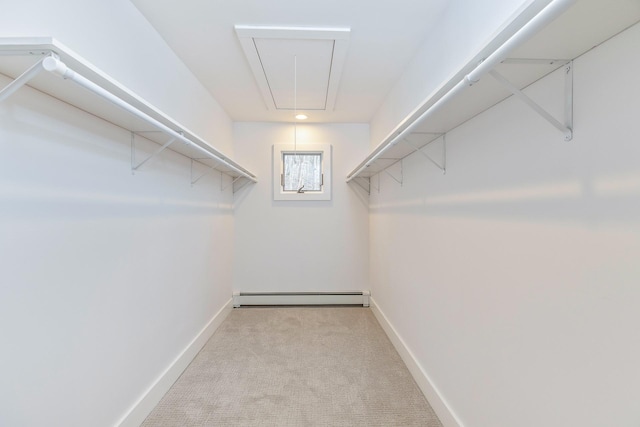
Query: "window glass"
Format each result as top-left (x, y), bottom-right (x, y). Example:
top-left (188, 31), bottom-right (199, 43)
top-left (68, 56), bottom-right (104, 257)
top-left (273, 143), bottom-right (331, 201)
top-left (282, 152), bottom-right (322, 192)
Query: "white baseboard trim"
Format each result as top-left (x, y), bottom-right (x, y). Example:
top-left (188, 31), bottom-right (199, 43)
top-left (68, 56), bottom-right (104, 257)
top-left (116, 299), bottom-right (233, 427)
top-left (370, 297), bottom-right (463, 427)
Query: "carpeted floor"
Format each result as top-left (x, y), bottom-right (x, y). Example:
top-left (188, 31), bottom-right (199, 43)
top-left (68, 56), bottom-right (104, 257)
top-left (142, 307), bottom-right (442, 426)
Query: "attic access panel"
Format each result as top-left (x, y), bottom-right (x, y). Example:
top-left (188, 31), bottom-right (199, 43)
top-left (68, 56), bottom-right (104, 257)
top-left (235, 26), bottom-right (350, 112)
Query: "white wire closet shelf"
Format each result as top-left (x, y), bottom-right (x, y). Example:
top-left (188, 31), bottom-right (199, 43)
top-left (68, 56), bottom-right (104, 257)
top-left (0, 37), bottom-right (257, 190)
top-left (347, 0), bottom-right (640, 188)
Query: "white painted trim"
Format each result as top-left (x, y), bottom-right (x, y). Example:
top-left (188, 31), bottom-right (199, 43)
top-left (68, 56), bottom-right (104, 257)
top-left (370, 298), bottom-right (463, 427)
top-left (116, 299), bottom-right (233, 427)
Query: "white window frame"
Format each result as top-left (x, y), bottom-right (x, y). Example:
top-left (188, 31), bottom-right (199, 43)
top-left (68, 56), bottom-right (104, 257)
top-left (273, 143), bottom-right (332, 201)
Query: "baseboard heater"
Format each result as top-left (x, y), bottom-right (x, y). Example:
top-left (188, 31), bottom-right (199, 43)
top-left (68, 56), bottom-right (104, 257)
top-left (233, 291), bottom-right (370, 308)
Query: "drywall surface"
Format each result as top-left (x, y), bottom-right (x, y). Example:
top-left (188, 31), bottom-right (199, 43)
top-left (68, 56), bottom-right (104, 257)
top-left (0, 75), bottom-right (233, 427)
top-left (369, 22), bottom-right (640, 427)
top-left (0, 1), bottom-right (234, 426)
top-left (233, 123), bottom-right (369, 293)
top-left (1, 0), bottom-right (233, 155)
top-left (369, 0), bottom-right (551, 149)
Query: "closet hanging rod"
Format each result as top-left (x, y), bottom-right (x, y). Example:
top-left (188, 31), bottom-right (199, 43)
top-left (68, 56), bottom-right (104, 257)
top-left (346, 0), bottom-right (575, 183)
top-left (41, 55), bottom-right (257, 183)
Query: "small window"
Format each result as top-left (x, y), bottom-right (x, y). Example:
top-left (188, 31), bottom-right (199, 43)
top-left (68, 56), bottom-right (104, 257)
top-left (282, 152), bottom-right (323, 192)
top-left (273, 144), bottom-right (332, 201)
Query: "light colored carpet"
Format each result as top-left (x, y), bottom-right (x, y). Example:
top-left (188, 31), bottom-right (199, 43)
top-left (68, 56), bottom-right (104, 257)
top-left (142, 307), bottom-right (442, 426)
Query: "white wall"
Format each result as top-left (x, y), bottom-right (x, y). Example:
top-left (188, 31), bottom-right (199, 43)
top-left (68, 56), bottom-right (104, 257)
top-left (0, 1), bottom-right (235, 426)
top-left (369, 0), bottom-right (552, 148)
top-left (370, 22), bottom-right (640, 427)
top-left (233, 123), bottom-right (369, 293)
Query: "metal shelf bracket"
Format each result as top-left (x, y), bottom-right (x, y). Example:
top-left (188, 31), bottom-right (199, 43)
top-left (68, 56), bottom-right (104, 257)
top-left (403, 133), bottom-right (446, 174)
top-left (351, 176), bottom-right (370, 194)
top-left (190, 157), bottom-right (222, 186)
top-left (489, 59), bottom-right (573, 141)
top-left (131, 131), bottom-right (177, 173)
top-left (191, 160), bottom-right (249, 193)
top-left (222, 174), bottom-right (244, 192)
top-left (232, 176), bottom-right (252, 194)
top-left (374, 174), bottom-right (380, 193)
top-left (0, 54), bottom-right (51, 103)
top-left (383, 160), bottom-right (403, 187)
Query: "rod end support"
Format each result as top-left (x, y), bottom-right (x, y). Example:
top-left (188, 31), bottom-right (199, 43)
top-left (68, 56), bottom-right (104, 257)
top-left (43, 56), bottom-right (74, 79)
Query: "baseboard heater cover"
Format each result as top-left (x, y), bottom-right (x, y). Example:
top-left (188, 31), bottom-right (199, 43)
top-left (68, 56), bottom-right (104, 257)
top-left (232, 291), bottom-right (371, 307)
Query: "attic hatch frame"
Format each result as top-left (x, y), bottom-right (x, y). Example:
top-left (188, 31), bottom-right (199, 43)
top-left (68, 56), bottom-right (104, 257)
top-left (346, 0), bottom-right (576, 195)
top-left (234, 25), bottom-right (350, 113)
top-left (0, 40), bottom-right (257, 193)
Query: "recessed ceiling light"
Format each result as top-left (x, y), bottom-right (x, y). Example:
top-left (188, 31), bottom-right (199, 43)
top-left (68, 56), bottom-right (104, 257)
top-left (295, 114), bottom-right (308, 120)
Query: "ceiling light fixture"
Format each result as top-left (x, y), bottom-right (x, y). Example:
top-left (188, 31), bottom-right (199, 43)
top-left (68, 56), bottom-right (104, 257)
top-left (295, 114), bottom-right (308, 120)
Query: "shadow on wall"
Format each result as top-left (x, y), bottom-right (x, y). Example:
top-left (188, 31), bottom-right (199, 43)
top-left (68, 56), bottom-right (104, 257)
top-left (347, 180), bottom-right (370, 208)
top-left (369, 40), bottom-right (640, 226)
top-left (0, 86), bottom-right (233, 221)
top-left (0, 191), bottom-right (234, 221)
top-left (369, 97), bottom-right (640, 226)
top-left (370, 174), bottom-right (640, 225)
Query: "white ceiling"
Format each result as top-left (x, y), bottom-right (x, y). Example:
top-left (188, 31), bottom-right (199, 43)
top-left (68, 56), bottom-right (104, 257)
top-left (129, 0), bottom-right (450, 123)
